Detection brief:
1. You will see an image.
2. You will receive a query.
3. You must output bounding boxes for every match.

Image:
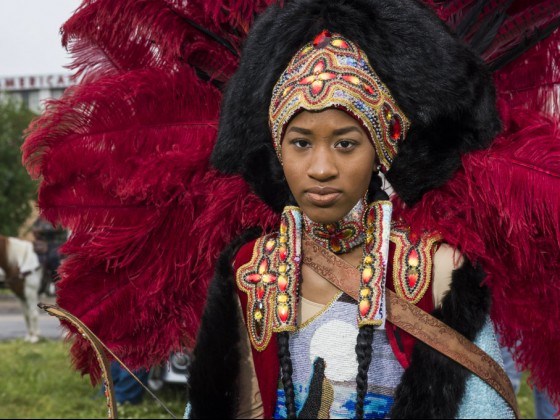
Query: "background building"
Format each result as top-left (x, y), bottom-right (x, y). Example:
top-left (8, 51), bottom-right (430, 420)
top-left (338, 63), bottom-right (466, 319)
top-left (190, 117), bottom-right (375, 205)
top-left (0, 74), bottom-right (73, 113)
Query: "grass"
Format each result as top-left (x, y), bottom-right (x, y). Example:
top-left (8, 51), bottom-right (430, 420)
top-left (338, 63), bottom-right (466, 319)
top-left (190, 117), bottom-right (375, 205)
top-left (0, 286), bottom-right (12, 296)
top-left (518, 371), bottom-right (536, 419)
top-left (0, 339), bottom-right (537, 419)
top-left (0, 339), bottom-right (186, 419)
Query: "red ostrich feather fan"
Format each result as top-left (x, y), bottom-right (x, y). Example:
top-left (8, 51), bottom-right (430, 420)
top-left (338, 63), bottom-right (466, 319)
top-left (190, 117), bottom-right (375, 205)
top-left (23, 0), bottom-right (279, 382)
top-left (23, 1), bottom-right (560, 406)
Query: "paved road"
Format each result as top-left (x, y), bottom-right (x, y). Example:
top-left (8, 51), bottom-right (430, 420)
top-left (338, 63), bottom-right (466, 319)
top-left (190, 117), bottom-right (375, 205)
top-left (0, 293), bottom-right (64, 341)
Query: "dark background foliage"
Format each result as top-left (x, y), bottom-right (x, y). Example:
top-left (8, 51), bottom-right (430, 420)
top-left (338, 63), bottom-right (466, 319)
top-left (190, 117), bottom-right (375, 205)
top-left (0, 99), bottom-right (38, 237)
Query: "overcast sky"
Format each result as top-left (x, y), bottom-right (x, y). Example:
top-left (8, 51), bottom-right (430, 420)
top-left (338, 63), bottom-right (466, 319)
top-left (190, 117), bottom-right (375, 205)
top-left (0, 0), bottom-right (82, 77)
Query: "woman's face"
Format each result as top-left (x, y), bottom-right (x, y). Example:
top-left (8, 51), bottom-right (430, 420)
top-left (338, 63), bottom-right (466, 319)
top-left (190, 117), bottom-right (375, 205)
top-left (281, 109), bottom-right (376, 224)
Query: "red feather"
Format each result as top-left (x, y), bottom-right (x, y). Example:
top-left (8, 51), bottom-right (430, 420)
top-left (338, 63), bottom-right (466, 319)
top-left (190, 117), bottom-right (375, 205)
top-left (483, 2), bottom-right (560, 64)
top-left (495, 29), bottom-right (560, 117)
top-left (395, 103), bottom-right (560, 406)
top-left (22, 1), bottom-right (278, 382)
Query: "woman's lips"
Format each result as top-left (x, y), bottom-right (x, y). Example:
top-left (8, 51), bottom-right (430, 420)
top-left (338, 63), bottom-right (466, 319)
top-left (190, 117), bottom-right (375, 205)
top-left (304, 187), bottom-right (342, 207)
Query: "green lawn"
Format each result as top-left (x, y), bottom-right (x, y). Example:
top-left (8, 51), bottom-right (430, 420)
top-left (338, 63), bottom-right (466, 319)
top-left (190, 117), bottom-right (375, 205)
top-left (0, 339), bottom-right (186, 419)
top-left (0, 339), bottom-right (537, 419)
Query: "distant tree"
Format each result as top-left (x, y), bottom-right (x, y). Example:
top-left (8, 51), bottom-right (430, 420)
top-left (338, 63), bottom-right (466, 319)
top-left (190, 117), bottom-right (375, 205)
top-left (0, 99), bottom-right (38, 237)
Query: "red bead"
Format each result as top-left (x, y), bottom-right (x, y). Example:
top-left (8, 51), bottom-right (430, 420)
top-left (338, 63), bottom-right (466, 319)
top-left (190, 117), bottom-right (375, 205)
top-left (278, 275), bottom-right (288, 292)
top-left (257, 284), bottom-right (265, 300)
top-left (313, 30), bottom-right (332, 48)
top-left (342, 75), bottom-right (360, 85)
top-left (247, 273), bottom-right (261, 283)
top-left (407, 272), bottom-right (418, 289)
top-left (278, 304), bottom-right (289, 322)
top-left (311, 80), bottom-right (323, 95)
top-left (362, 267), bottom-right (373, 284)
top-left (408, 249), bottom-right (419, 267)
top-left (279, 247), bottom-right (288, 261)
top-left (359, 300), bottom-right (371, 317)
top-left (313, 60), bottom-right (325, 74)
top-left (261, 273), bottom-right (276, 284)
top-left (331, 240), bottom-right (342, 253)
top-left (390, 116), bottom-right (402, 140)
top-left (258, 259), bottom-right (268, 274)
top-left (364, 84), bottom-right (376, 96)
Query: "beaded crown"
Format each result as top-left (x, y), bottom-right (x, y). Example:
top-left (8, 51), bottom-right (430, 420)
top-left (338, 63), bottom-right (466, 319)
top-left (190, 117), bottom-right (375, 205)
top-left (269, 31), bottom-right (410, 171)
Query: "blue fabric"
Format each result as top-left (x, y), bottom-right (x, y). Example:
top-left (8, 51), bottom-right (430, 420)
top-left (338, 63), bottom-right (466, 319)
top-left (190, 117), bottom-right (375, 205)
top-left (457, 318), bottom-right (515, 419)
top-left (184, 402), bottom-right (192, 419)
top-left (100, 362), bottom-right (149, 405)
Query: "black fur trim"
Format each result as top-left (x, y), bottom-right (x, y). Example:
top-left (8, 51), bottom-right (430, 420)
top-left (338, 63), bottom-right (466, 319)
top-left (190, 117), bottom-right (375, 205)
top-left (389, 259), bottom-right (491, 419)
top-left (211, 0), bottom-right (501, 208)
top-left (187, 228), bottom-right (262, 418)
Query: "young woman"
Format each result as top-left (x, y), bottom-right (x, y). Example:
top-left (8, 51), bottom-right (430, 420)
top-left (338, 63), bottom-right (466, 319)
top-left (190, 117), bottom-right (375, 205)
top-left (186, 2), bottom-right (518, 417)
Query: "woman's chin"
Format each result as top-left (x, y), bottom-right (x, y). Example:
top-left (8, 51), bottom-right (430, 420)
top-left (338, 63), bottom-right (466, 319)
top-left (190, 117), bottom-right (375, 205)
top-left (301, 207), bottom-right (347, 225)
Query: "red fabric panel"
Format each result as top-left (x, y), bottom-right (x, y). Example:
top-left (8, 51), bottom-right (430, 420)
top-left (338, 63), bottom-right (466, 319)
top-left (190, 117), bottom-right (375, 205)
top-left (234, 239), bottom-right (279, 419)
top-left (385, 241), bottom-right (435, 369)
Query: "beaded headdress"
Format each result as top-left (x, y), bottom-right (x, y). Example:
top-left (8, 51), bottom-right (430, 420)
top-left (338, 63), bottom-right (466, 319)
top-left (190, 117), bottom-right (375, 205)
top-left (269, 31), bottom-right (410, 171)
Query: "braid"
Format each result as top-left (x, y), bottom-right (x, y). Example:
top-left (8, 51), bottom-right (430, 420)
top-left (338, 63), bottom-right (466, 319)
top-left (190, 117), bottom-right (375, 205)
top-left (355, 325), bottom-right (375, 419)
top-left (278, 331), bottom-right (297, 419)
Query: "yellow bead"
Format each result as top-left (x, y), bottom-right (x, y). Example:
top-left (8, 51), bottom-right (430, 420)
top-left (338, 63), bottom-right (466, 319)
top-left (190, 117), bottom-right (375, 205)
top-left (265, 240), bottom-right (276, 253)
top-left (277, 293), bottom-right (289, 303)
top-left (362, 267), bottom-right (373, 283)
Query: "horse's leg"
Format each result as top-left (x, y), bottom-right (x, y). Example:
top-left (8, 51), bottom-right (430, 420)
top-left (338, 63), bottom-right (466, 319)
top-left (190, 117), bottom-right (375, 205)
top-left (23, 271), bottom-right (41, 343)
top-left (18, 296), bottom-right (32, 342)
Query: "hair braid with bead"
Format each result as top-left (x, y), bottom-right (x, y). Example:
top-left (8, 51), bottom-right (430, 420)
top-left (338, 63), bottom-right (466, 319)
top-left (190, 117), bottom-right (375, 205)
top-left (355, 325), bottom-right (375, 419)
top-left (355, 174), bottom-right (386, 419)
top-left (278, 331), bottom-right (297, 418)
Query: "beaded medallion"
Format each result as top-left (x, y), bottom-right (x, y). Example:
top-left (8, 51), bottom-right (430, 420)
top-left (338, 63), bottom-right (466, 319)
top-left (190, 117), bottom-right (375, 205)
top-left (390, 224), bottom-right (442, 305)
top-left (237, 235), bottom-right (279, 351)
top-left (303, 197), bottom-right (366, 254)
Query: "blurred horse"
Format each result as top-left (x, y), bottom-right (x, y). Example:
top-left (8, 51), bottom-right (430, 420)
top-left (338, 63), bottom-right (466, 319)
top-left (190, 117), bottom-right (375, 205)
top-left (0, 235), bottom-right (43, 343)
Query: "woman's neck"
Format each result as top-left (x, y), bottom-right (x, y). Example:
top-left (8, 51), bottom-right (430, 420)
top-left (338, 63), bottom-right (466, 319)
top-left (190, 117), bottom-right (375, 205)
top-left (302, 197), bottom-right (367, 254)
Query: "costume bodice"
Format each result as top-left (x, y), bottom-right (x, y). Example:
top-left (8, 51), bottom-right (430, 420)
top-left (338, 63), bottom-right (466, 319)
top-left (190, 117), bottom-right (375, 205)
top-left (233, 224), bottom-right (442, 418)
top-left (274, 293), bottom-right (404, 419)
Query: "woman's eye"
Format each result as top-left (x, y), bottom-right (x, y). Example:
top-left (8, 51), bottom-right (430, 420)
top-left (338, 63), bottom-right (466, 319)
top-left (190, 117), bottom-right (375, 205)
top-left (336, 140), bottom-right (357, 149)
top-left (291, 139), bottom-right (311, 148)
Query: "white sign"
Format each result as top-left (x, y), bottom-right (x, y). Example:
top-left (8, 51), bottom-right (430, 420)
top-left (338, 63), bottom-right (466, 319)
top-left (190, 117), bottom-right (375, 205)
top-left (0, 74), bottom-right (73, 91)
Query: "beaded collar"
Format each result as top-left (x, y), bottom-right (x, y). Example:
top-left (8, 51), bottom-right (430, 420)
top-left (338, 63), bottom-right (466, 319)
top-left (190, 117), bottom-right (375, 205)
top-left (303, 197), bottom-right (367, 254)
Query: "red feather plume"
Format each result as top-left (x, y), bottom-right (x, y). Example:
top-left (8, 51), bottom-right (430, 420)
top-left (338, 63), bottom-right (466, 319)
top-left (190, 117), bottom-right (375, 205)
top-left (23, 0), bottom-right (278, 382)
top-left (22, 1), bottom-right (560, 401)
top-left (395, 103), bottom-right (560, 406)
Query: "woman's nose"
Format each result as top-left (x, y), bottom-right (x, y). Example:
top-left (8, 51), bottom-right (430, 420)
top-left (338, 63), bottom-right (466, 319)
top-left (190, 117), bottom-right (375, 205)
top-left (307, 147), bottom-right (338, 181)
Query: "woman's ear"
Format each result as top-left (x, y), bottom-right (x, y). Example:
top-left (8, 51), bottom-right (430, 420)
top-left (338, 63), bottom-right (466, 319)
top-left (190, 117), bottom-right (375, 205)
top-left (367, 172), bottom-right (388, 202)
